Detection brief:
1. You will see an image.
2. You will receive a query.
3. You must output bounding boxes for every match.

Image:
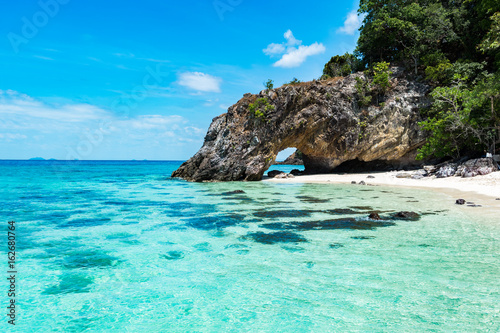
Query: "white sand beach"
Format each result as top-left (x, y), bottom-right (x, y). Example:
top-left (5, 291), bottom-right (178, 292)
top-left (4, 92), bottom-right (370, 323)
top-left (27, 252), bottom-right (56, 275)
top-left (266, 171), bottom-right (500, 211)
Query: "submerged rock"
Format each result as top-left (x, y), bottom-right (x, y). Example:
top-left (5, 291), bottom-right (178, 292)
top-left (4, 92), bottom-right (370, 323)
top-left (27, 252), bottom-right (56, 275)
top-left (391, 211), bottom-right (421, 221)
top-left (246, 231), bottom-right (308, 244)
top-left (172, 68), bottom-right (430, 181)
top-left (221, 190), bottom-right (245, 195)
top-left (368, 212), bottom-right (382, 220)
top-left (161, 251), bottom-right (185, 260)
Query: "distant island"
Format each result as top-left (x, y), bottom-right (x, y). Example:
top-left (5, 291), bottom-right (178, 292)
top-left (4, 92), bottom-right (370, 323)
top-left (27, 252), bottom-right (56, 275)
top-left (29, 158), bottom-right (58, 161)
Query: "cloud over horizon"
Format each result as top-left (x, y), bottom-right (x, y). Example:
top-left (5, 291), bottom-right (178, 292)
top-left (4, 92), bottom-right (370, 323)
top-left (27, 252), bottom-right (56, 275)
top-left (0, 90), bottom-right (203, 159)
top-left (263, 30), bottom-right (325, 68)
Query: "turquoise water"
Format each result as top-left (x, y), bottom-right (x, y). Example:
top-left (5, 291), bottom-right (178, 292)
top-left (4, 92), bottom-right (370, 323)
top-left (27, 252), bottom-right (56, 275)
top-left (1, 160), bottom-right (499, 332)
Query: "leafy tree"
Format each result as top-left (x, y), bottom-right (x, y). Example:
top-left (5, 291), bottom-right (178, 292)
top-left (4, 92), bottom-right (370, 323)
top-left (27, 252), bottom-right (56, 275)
top-left (417, 75), bottom-right (493, 159)
top-left (322, 53), bottom-right (360, 79)
top-left (372, 61), bottom-right (392, 94)
top-left (352, 0), bottom-right (500, 158)
top-left (264, 79), bottom-right (274, 91)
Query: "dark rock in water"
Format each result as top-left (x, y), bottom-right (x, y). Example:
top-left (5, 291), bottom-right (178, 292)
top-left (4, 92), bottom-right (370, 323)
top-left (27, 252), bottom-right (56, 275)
top-left (351, 236), bottom-right (375, 240)
top-left (221, 190), bottom-right (245, 195)
top-left (296, 195), bottom-right (330, 203)
top-left (359, 180), bottom-right (366, 185)
top-left (171, 69), bottom-right (430, 182)
top-left (260, 218), bottom-right (395, 231)
top-left (268, 170), bottom-right (284, 178)
top-left (455, 199), bottom-right (466, 205)
top-left (367, 175), bottom-right (375, 179)
top-left (246, 231), bottom-right (307, 244)
top-left (290, 169), bottom-right (303, 176)
top-left (350, 206), bottom-right (374, 211)
top-left (351, 181), bottom-right (357, 184)
top-left (327, 208), bottom-right (359, 215)
top-left (184, 214), bottom-right (246, 230)
top-left (62, 251), bottom-right (119, 269)
top-left (253, 209), bottom-right (313, 218)
top-left (392, 211), bottom-right (421, 221)
top-left (467, 204), bottom-right (482, 207)
top-left (329, 243), bottom-right (344, 249)
top-left (368, 212), bottom-right (381, 220)
top-left (161, 251), bottom-right (184, 260)
top-left (418, 244), bottom-right (432, 247)
top-left (496, 198), bottom-right (500, 200)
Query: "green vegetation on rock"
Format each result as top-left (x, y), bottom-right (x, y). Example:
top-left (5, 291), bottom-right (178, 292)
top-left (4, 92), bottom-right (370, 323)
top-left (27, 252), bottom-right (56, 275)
top-left (321, 0), bottom-right (500, 159)
top-left (249, 97), bottom-right (275, 122)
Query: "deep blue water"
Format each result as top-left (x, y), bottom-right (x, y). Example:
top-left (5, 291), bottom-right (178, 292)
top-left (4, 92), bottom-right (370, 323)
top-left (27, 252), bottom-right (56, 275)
top-left (0, 160), bottom-right (499, 332)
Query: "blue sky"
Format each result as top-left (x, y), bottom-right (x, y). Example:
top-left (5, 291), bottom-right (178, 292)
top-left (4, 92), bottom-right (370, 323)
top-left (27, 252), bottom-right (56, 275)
top-left (0, 0), bottom-right (363, 160)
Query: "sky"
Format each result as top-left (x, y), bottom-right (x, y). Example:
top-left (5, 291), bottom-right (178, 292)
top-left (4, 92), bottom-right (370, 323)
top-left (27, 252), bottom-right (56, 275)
top-left (0, 0), bottom-right (364, 160)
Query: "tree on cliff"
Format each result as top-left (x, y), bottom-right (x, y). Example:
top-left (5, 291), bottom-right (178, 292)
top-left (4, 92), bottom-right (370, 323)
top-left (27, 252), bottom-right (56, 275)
top-left (346, 0), bottom-right (500, 158)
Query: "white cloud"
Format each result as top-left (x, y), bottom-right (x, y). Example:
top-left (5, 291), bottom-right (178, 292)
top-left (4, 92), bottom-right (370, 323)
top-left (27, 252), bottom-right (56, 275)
top-left (263, 43), bottom-right (286, 56)
top-left (273, 43), bottom-right (326, 68)
top-left (0, 90), bottom-right (204, 158)
top-left (178, 72), bottom-right (222, 93)
top-left (263, 30), bottom-right (325, 68)
top-left (337, 10), bottom-right (364, 35)
top-left (0, 90), bottom-right (107, 124)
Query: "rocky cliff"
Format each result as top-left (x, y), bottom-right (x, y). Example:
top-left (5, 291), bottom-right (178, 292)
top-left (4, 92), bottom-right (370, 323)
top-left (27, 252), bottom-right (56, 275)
top-left (172, 68), bottom-right (431, 181)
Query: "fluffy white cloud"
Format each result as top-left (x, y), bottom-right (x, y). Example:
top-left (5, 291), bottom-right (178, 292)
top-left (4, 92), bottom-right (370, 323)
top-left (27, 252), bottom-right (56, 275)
top-left (273, 43), bottom-right (326, 68)
top-left (263, 30), bottom-right (325, 68)
top-left (337, 10), bottom-right (364, 35)
top-left (177, 72), bottom-right (222, 93)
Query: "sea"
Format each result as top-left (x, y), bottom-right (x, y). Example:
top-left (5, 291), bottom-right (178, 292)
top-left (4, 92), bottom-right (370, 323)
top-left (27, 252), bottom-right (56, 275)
top-left (0, 160), bottom-right (499, 332)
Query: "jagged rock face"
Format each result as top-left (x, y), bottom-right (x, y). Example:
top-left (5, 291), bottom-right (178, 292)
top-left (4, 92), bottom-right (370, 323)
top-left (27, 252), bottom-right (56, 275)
top-left (172, 68), bottom-right (430, 181)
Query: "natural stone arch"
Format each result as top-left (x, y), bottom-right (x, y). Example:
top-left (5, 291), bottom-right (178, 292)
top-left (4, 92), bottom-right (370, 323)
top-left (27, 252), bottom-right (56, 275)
top-left (172, 69), bottom-right (430, 182)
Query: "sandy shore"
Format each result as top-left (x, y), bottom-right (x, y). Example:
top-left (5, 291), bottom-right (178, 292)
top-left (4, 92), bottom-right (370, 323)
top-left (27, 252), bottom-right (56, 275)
top-left (265, 171), bottom-right (500, 211)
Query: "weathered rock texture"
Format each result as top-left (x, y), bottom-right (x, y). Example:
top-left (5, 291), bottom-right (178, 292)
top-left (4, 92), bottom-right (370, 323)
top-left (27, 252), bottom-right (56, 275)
top-left (172, 68), bottom-right (430, 181)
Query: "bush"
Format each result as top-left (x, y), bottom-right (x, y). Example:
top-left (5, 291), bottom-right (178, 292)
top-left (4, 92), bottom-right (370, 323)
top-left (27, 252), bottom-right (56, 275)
top-left (249, 97), bottom-right (275, 122)
top-left (372, 61), bottom-right (392, 94)
top-left (322, 53), bottom-right (361, 78)
top-left (355, 77), bottom-right (372, 106)
top-left (286, 77), bottom-right (302, 85)
top-left (264, 79), bottom-right (274, 91)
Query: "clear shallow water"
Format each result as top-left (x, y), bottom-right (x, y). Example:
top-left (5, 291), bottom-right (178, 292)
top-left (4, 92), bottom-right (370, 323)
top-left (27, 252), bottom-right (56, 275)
top-left (1, 160), bottom-right (499, 332)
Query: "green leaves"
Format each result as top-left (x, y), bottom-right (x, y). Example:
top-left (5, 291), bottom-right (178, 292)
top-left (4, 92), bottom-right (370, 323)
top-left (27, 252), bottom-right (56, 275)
top-left (249, 97), bottom-right (275, 122)
top-left (417, 76), bottom-right (495, 159)
top-left (372, 61), bottom-right (392, 93)
top-left (322, 53), bottom-right (360, 79)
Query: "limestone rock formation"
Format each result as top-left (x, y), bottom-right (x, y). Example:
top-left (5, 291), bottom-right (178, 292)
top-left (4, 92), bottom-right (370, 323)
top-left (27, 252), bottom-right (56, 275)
top-left (172, 68), bottom-right (430, 181)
